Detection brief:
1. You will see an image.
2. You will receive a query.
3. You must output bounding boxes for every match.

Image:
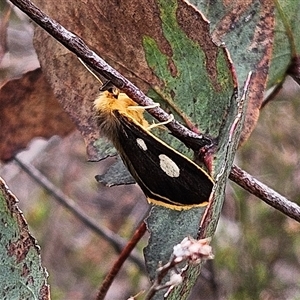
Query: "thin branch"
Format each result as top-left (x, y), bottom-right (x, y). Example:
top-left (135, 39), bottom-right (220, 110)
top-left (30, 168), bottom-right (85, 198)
top-left (230, 164), bottom-right (300, 222)
top-left (14, 156), bottom-right (146, 270)
top-left (96, 222), bottom-right (147, 300)
top-left (9, 0), bottom-right (213, 151)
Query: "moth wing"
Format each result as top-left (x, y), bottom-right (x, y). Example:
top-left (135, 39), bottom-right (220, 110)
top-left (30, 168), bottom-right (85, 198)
top-left (113, 111), bottom-right (214, 208)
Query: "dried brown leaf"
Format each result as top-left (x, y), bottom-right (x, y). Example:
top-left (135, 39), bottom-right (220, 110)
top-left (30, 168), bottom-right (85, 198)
top-left (0, 68), bottom-right (75, 161)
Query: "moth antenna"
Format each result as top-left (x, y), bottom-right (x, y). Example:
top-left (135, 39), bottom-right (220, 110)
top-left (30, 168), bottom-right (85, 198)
top-left (78, 57), bottom-right (119, 94)
top-left (78, 57), bottom-right (103, 85)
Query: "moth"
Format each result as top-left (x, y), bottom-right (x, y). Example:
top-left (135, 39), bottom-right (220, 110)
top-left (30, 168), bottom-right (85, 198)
top-left (94, 89), bottom-right (214, 210)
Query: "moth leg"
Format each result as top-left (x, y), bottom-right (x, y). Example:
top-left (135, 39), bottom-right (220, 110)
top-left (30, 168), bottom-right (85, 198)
top-left (127, 102), bottom-right (160, 111)
top-left (148, 114), bottom-right (174, 130)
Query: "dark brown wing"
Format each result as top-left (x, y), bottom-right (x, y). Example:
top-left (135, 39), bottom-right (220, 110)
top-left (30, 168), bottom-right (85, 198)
top-left (113, 110), bottom-right (214, 209)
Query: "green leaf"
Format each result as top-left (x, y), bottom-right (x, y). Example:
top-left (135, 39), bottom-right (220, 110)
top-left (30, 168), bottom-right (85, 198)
top-left (141, 1), bottom-right (247, 299)
top-left (190, 0), bottom-right (274, 88)
top-left (0, 177), bottom-right (49, 300)
top-left (268, 0), bottom-right (300, 87)
top-left (143, 0), bottom-right (234, 139)
top-left (93, 138), bottom-right (136, 185)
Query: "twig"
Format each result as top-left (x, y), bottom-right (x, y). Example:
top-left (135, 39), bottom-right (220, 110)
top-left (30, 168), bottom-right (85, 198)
top-left (9, 0), bottom-right (212, 151)
top-left (96, 222), bottom-right (147, 300)
top-left (230, 164), bottom-right (300, 222)
top-left (14, 156), bottom-right (145, 270)
top-left (144, 258), bottom-right (178, 300)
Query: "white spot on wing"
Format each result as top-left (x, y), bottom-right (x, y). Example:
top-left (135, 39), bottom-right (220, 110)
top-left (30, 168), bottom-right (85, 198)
top-left (136, 138), bottom-right (147, 151)
top-left (159, 154), bottom-right (180, 177)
